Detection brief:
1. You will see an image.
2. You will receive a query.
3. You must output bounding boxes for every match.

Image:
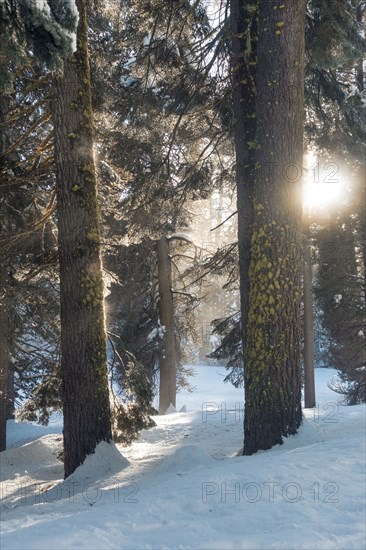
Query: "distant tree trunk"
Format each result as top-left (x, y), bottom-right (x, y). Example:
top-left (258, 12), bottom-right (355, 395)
top-left (356, 4), bottom-right (365, 93)
top-left (157, 236), bottom-right (177, 414)
top-left (303, 223), bottom-right (316, 408)
top-left (243, 0), bottom-right (305, 454)
top-left (230, 0), bottom-right (258, 363)
top-left (52, 0), bottom-right (111, 478)
top-left (6, 362), bottom-right (15, 420)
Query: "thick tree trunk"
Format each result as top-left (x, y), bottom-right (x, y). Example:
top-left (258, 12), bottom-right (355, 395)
top-left (0, 266), bottom-right (10, 452)
top-left (303, 224), bottom-right (316, 408)
top-left (361, 182), bottom-right (366, 309)
top-left (52, 0), bottom-right (111, 478)
top-left (230, 0), bottom-right (258, 363)
top-left (243, 0), bottom-right (305, 454)
top-left (0, 97), bottom-right (10, 452)
top-left (356, 7), bottom-right (365, 305)
top-left (157, 236), bottom-right (177, 414)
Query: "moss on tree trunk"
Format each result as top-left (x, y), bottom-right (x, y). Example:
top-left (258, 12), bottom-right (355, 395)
top-left (243, 0), bottom-right (305, 455)
top-left (52, 0), bottom-right (111, 478)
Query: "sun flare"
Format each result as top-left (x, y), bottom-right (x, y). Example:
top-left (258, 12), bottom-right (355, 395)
top-left (303, 151), bottom-right (348, 214)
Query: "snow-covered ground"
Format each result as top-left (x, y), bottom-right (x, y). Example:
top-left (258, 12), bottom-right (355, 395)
top-left (1, 367), bottom-right (365, 550)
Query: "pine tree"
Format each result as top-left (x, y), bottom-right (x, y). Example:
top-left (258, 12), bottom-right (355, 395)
top-left (89, 0), bottom-right (227, 412)
top-left (52, 0), bottom-right (112, 478)
top-left (0, 0), bottom-right (82, 454)
top-left (306, 0), bottom-right (366, 403)
top-left (242, 0), bottom-right (305, 454)
top-left (213, 1), bottom-right (366, 397)
top-left (315, 214), bottom-right (366, 404)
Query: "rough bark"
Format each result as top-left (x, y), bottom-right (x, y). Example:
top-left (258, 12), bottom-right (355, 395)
top-left (303, 224), bottom-right (315, 408)
top-left (360, 170), bottom-right (366, 307)
top-left (230, 0), bottom-right (258, 362)
top-left (52, 0), bottom-right (111, 478)
top-left (243, 0), bottom-right (305, 454)
top-left (0, 97), bottom-right (10, 452)
top-left (0, 266), bottom-right (10, 452)
top-left (157, 236), bottom-right (177, 414)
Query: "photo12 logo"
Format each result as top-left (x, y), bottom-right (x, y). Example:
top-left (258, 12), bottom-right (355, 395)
top-left (202, 481), bottom-right (339, 504)
top-left (1, 481), bottom-right (139, 506)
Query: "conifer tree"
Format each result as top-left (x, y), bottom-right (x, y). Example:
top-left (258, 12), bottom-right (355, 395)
top-left (0, 0), bottom-right (78, 452)
top-left (306, 0), bottom-right (366, 403)
top-left (52, 0), bottom-right (112, 478)
top-left (242, 0), bottom-right (306, 454)
top-left (90, 0), bottom-right (226, 414)
top-left (315, 204), bottom-right (365, 404)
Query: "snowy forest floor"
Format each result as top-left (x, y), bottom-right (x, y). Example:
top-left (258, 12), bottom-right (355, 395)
top-left (1, 366), bottom-right (365, 550)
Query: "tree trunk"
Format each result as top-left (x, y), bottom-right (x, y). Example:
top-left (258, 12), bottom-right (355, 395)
top-left (360, 170), bottom-right (366, 307)
top-left (0, 266), bottom-right (10, 452)
top-left (230, 0), bottom-right (258, 363)
top-left (6, 364), bottom-right (15, 420)
top-left (0, 96), bottom-right (10, 452)
top-left (356, 4), bottom-right (365, 93)
top-left (157, 236), bottom-right (177, 414)
top-left (303, 224), bottom-right (316, 408)
top-left (52, 0), bottom-right (111, 478)
top-left (243, 0), bottom-right (305, 455)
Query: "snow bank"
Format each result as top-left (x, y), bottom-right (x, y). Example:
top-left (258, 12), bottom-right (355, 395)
top-left (66, 441), bottom-right (129, 484)
top-left (1, 367), bottom-right (365, 550)
top-left (153, 444), bottom-right (215, 476)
